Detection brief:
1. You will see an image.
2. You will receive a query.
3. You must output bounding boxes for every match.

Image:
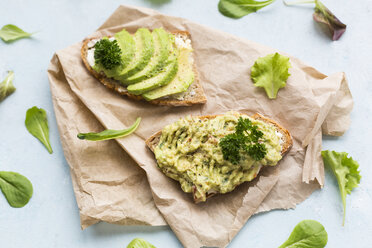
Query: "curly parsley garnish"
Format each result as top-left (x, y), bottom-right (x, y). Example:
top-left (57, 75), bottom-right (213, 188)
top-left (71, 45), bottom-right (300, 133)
top-left (94, 38), bottom-right (122, 70)
top-left (219, 117), bottom-right (267, 164)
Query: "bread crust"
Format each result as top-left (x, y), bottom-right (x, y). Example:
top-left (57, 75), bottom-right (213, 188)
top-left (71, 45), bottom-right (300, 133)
top-left (145, 113), bottom-right (293, 203)
top-left (81, 30), bottom-right (207, 106)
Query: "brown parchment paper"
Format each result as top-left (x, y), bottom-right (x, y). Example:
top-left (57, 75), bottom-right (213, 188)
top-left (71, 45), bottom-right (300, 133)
top-left (48, 55), bottom-right (166, 228)
top-left (47, 5), bottom-right (353, 248)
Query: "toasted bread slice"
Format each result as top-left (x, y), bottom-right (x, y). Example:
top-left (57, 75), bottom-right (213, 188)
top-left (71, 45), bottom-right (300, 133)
top-left (145, 113), bottom-right (293, 203)
top-left (81, 30), bottom-right (207, 106)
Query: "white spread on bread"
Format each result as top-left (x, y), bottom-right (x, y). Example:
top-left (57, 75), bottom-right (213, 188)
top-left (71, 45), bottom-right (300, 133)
top-left (276, 131), bottom-right (283, 146)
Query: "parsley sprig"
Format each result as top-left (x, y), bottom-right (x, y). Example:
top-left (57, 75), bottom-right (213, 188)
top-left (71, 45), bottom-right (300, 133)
top-left (219, 117), bottom-right (267, 164)
top-left (94, 38), bottom-right (122, 70)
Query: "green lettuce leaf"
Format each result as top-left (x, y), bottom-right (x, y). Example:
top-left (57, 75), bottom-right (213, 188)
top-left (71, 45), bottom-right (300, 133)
top-left (218, 0), bottom-right (276, 19)
top-left (250, 53), bottom-right (291, 99)
top-left (0, 71), bottom-right (16, 102)
top-left (0, 171), bottom-right (33, 208)
top-left (0, 24), bottom-right (34, 43)
top-left (77, 117), bottom-right (141, 141)
top-left (321, 150), bottom-right (361, 225)
top-left (127, 238), bottom-right (156, 248)
top-left (25, 106), bottom-right (53, 154)
top-left (279, 220), bottom-right (328, 248)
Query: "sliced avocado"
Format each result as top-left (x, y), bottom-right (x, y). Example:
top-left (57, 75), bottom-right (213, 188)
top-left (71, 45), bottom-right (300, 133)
top-left (94, 30), bottom-right (136, 78)
top-left (127, 55), bottom-right (178, 95)
top-left (113, 28), bottom-right (154, 85)
top-left (114, 29), bottom-right (136, 69)
top-left (142, 48), bottom-right (194, 101)
top-left (125, 28), bottom-right (173, 84)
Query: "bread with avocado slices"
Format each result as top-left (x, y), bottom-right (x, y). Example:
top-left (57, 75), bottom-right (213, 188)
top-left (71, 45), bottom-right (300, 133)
top-left (145, 112), bottom-right (293, 203)
top-left (81, 28), bottom-right (207, 106)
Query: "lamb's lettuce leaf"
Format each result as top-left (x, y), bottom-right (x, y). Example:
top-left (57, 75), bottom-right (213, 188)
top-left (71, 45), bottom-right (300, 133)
top-left (25, 106), bottom-right (53, 154)
top-left (0, 71), bottom-right (16, 102)
top-left (78, 117), bottom-right (141, 141)
top-left (218, 0), bottom-right (276, 19)
top-left (0, 171), bottom-right (33, 208)
top-left (250, 53), bottom-right (291, 99)
top-left (321, 150), bottom-right (361, 225)
top-left (0, 24), bottom-right (34, 43)
top-left (279, 220), bottom-right (328, 248)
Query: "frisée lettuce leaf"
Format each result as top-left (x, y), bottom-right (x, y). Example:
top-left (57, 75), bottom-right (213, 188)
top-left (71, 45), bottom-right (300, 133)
top-left (250, 53), bottom-right (291, 99)
top-left (321, 150), bottom-right (361, 225)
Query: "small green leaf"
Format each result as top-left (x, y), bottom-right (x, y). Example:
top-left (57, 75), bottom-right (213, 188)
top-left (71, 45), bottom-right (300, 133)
top-left (77, 117), bottom-right (141, 141)
top-left (321, 150), bottom-right (361, 225)
top-left (279, 220), bottom-right (328, 248)
top-left (0, 24), bottom-right (34, 43)
top-left (0, 71), bottom-right (16, 102)
top-left (251, 53), bottom-right (291, 99)
top-left (25, 106), bottom-right (53, 154)
top-left (127, 238), bottom-right (156, 248)
top-left (0, 171), bottom-right (33, 208)
top-left (218, 0), bottom-right (276, 19)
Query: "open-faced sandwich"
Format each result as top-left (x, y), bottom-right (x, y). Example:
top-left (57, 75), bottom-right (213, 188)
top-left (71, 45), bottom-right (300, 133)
top-left (146, 111), bottom-right (292, 203)
top-left (81, 27), bottom-right (207, 106)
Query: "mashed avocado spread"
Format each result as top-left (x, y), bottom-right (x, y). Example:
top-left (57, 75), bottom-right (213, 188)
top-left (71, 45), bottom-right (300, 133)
top-left (154, 112), bottom-right (282, 202)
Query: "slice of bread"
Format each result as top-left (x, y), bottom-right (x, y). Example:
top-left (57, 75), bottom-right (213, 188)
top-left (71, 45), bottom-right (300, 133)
top-left (145, 113), bottom-right (293, 203)
top-left (81, 30), bottom-right (207, 106)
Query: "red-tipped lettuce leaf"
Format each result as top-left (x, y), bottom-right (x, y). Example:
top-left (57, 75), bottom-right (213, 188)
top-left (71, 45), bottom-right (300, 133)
top-left (313, 0), bottom-right (346, 40)
top-left (284, 0), bottom-right (347, 41)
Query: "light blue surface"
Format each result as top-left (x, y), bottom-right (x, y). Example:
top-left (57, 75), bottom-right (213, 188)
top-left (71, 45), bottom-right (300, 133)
top-left (0, 0), bottom-right (371, 247)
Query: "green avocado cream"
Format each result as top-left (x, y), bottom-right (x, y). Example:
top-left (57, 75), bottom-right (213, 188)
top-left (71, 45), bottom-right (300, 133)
top-left (154, 112), bottom-right (282, 202)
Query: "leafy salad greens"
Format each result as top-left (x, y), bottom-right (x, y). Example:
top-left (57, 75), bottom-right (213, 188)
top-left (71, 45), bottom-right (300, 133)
top-left (0, 171), bottom-right (33, 208)
top-left (0, 24), bottom-right (34, 43)
top-left (251, 53), bottom-right (291, 99)
top-left (127, 238), bottom-right (156, 248)
top-left (0, 71), bottom-right (16, 102)
top-left (279, 220), bottom-right (328, 248)
top-left (25, 106), bottom-right (53, 154)
top-left (284, 0), bottom-right (346, 40)
top-left (77, 117), bottom-right (141, 141)
top-left (321, 150), bottom-right (361, 225)
top-left (218, 0), bottom-right (346, 41)
top-left (219, 117), bottom-right (267, 164)
top-left (218, 0), bottom-right (276, 18)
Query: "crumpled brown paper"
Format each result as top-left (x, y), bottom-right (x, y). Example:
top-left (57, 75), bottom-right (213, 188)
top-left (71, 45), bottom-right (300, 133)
top-left (47, 5), bottom-right (353, 248)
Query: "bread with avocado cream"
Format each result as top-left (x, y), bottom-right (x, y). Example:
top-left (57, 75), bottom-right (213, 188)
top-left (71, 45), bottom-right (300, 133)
top-left (81, 28), bottom-right (207, 106)
top-left (146, 112), bottom-right (292, 203)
